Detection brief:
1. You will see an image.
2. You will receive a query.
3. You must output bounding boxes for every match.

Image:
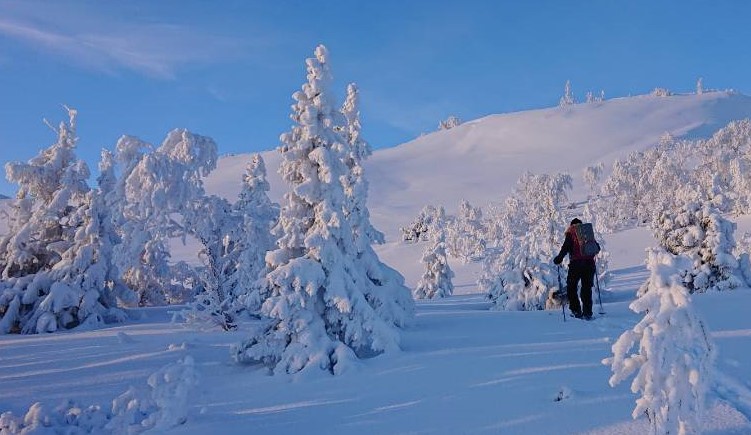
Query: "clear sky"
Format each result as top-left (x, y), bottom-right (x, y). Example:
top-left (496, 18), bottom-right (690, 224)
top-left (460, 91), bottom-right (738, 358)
top-left (1, 0), bottom-right (750, 196)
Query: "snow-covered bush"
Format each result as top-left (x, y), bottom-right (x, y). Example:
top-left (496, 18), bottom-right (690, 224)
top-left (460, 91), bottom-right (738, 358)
top-left (232, 45), bottom-right (411, 375)
top-left (481, 172), bottom-right (571, 311)
top-left (0, 356), bottom-right (198, 434)
top-left (414, 215), bottom-right (454, 300)
top-left (604, 249), bottom-right (715, 435)
top-left (401, 205), bottom-right (442, 243)
top-left (651, 200), bottom-right (745, 293)
top-left (438, 115), bottom-right (462, 130)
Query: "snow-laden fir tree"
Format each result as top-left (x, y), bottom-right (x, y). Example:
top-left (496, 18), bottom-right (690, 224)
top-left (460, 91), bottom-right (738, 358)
top-left (413, 210), bottom-right (454, 300)
top-left (604, 249), bottom-right (715, 435)
top-left (232, 45), bottom-right (407, 375)
top-left (0, 107), bottom-right (89, 279)
top-left (0, 108), bottom-right (127, 333)
top-left (559, 80), bottom-right (575, 107)
top-left (339, 83), bottom-right (414, 328)
top-left (231, 154), bottom-right (278, 315)
top-left (650, 197), bottom-right (745, 294)
top-left (446, 199), bottom-right (486, 263)
top-left (480, 172), bottom-right (572, 311)
top-left (696, 77), bottom-right (704, 95)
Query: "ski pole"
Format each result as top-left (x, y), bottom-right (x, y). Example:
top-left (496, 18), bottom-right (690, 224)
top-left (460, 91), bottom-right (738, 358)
top-left (595, 263), bottom-right (605, 315)
top-left (559, 266), bottom-right (566, 322)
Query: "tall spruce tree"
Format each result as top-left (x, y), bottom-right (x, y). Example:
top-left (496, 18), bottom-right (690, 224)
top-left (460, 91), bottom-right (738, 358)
top-left (232, 45), bottom-right (408, 375)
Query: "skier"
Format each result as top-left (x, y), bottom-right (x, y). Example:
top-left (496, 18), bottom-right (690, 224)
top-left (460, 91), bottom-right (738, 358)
top-left (553, 218), bottom-right (599, 320)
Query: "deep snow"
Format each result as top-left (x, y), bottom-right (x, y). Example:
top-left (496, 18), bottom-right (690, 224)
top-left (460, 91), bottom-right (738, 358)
top-left (2, 92), bottom-right (751, 433)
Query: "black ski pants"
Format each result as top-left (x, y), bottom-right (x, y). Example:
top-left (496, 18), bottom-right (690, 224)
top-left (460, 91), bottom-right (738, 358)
top-left (566, 260), bottom-right (595, 317)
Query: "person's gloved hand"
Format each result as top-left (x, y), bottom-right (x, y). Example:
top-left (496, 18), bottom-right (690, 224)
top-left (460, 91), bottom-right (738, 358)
top-left (553, 255), bottom-right (563, 265)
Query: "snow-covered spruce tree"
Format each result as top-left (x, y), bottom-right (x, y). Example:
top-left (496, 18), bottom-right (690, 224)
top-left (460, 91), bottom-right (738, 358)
top-left (232, 45), bottom-right (405, 375)
top-left (696, 77), bottom-right (704, 95)
top-left (231, 154), bottom-right (279, 315)
top-left (0, 109), bottom-right (128, 334)
top-left (116, 129), bottom-right (218, 306)
top-left (651, 198), bottom-right (745, 293)
top-left (0, 107), bottom-right (89, 279)
top-left (401, 204), bottom-right (440, 243)
top-left (481, 172), bottom-right (572, 311)
top-left (339, 83), bottom-right (414, 328)
top-left (413, 213), bottom-right (454, 300)
top-left (559, 80), bottom-right (575, 107)
top-left (604, 249), bottom-right (715, 435)
top-left (446, 199), bottom-right (486, 263)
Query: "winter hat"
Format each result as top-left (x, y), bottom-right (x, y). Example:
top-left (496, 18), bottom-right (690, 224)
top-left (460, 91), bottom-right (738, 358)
top-left (570, 218), bottom-right (582, 225)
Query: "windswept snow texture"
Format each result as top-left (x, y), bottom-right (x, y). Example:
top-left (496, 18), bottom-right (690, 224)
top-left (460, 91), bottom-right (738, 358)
top-left (2, 93), bottom-right (751, 433)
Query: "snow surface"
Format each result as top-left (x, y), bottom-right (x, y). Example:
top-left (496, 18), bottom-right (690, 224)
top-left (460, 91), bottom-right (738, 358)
top-left (3, 93), bottom-right (751, 433)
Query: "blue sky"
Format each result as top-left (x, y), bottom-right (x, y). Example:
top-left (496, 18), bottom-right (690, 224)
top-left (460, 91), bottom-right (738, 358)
top-left (1, 0), bottom-right (750, 196)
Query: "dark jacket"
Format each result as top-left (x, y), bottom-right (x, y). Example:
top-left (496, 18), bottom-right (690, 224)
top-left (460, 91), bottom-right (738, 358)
top-left (556, 225), bottom-right (597, 265)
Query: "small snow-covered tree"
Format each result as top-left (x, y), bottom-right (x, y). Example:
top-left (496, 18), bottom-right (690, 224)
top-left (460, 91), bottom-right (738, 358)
top-left (401, 205), bottom-right (441, 243)
top-left (446, 199), bottom-right (486, 263)
top-left (583, 162), bottom-right (604, 197)
top-left (232, 45), bottom-right (406, 375)
top-left (482, 172), bottom-right (572, 311)
top-left (438, 115), bottom-right (462, 130)
top-left (559, 80), bottom-right (575, 107)
top-left (696, 77), bottom-right (704, 95)
top-left (651, 199), bottom-right (745, 293)
top-left (604, 249), bottom-right (715, 435)
top-left (413, 211), bottom-right (454, 299)
top-left (180, 195), bottom-right (240, 330)
top-left (231, 154), bottom-right (278, 315)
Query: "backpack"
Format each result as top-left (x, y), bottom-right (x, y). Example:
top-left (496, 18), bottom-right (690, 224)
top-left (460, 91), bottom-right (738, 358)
top-left (573, 223), bottom-right (601, 257)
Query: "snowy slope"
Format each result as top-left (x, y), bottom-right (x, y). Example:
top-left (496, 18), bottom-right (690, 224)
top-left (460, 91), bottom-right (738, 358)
top-left (205, 91), bottom-right (751, 241)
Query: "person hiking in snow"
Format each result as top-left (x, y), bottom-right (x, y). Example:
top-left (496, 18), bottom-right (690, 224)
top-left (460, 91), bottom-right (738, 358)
top-left (554, 218), bottom-right (600, 320)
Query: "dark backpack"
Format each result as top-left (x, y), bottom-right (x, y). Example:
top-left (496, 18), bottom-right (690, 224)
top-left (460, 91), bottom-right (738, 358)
top-left (573, 223), bottom-right (601, 257)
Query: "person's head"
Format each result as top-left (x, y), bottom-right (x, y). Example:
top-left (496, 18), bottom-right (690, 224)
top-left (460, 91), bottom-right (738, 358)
top-left (570, 218), bottom-right (582, 226)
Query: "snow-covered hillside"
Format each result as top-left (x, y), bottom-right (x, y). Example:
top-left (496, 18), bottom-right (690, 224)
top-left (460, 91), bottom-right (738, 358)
top-left (205, 91), bottom-right (751, 241)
